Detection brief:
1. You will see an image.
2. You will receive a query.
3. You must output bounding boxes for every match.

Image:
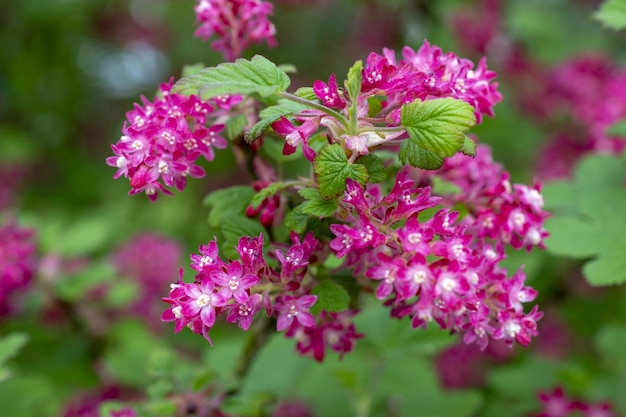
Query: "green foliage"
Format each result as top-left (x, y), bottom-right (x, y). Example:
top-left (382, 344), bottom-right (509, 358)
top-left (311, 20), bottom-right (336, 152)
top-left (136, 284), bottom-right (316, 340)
top-left (544, 154), bottom-right (626, 286)
top-left (309, 280), bottom-right (350, 315)
top-left (355, 153), bottom-right (387, 183)
top-left (298, 188), bottom-right (339, 217)
top-left (283, 205), bottom-right (309, 234)
top-left (204, 186), bottom-right (256, 228)
top-left (594, 0), bottom-right (626, 30)
top-left (399, 98), bottom-right (476, 169)
top-left (220, 214), bottom-right (268, 258)
top-left (246, 99), bottom-right (311, 143)
top-left (0, 333), bottom-right (29, 382)
top-left (313, 144), bottom-right (369, 200)
top-left (250, 182), bottom-right (285, 210)
top-left (174, 55), bottom-right (291, 99)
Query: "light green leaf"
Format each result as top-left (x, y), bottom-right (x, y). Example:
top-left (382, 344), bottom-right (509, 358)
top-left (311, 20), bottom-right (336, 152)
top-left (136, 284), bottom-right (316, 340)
top-left (310, 281), bottom-right (350, 315)
top-left (313, 144), bottom-right (369, 200)
top-left (606, 118), bottom-right (626, 136)
top-left (401, 98), bottom-right (476, 159)
top-left (250, 182), bottom-right (284, 210)
top-left (0, 333), bottom-right (29, 381)
top-left (594, 0), bottom-right (626, 30)
top-left (355, 153), bottom-right (386, 183)
top-left (298, 188), bottom-right (339, 217)
top-left (181, 63), bottom-right (205, 77)
top-left (399, 140), bottom-right (445, 170)
top-left (284, 205), bottom-right (309, 234)
top-left (583, 246), bottom-right (626, 286)
top-left (174, 55), bottom-right (291, 99)
top-left (345, 60), bottom-right (363, 105)
top-left (544, 216), bottom-right (600, 259)
top-left (460, 135), bottom-right (477, 157)
top-left (295, 87), bottom-right (318, 101)
top-left (204, 186), bottom-right (256, 228)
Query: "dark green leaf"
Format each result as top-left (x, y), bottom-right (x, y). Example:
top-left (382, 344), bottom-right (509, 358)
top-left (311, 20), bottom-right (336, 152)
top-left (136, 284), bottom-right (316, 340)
top-left (310, 281), bottom-right (350, 315)
top-left (250, 182), bottom-right (284, 210)
top-left (225, 114), bottom-right (248, 141)
top-left (399, 140), bottom-right (445, 170)
top-left (220, 214), bottom-right (268, 258)
top-left (593, 0), bottom-right (626, 30)
top-left (0, 333), bottom-right (29, 378)
top-left (174, 55), bottom-right (291, 99)
top-left (355, 153), bottom-right (386, 183)
top-left (284, 205), bottom-right (309, 234)
top-left (313, 144), bottom-right (369, 200)
top-left (298, 188), bottom-right (338, 217)
top-left (204, 186), bottom-right (255, 228)
top-left (400, 98), bottom-right (476, 158)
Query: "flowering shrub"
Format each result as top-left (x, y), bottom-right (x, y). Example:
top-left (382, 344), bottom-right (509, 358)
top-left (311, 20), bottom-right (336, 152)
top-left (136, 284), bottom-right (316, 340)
top-left (2, 0), bottom-right (626, 416)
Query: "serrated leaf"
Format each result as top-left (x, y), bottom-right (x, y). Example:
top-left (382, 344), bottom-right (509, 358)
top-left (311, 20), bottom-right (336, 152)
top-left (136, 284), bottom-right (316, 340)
top-left (460, 136), bottom-right (477, 157)
top-left (225, 114), bottom-right (248, 141)
top-left (277, 63), bottom-right (297, 74)
top-left (174, 55), bottom-right (290, 99)
top-left (294, 87), bottom-right (318, 101)
top-left (345, 60), bottom-right (363, 104)
top-left (310, 281), bottom-right (350, 315)
top-left (245, 99), bottom-right (310, 143)
top-left (250, 182), bottom-right (284, 210)
top-left (593, 0), bottom-right (626, 30)
top-left (204, 186), bottom-right (256, 228)
top-left (355, 153), bottom-right (386, 183)
top-left (298, 188), bottom-right (338, 217)
top-left (399, 140), bottom-right (445, 169)
top-left (284, 205), bottom-right (309, 234)
top-left (401, 98), bottom-right (476, 158)
top-left (313, 144), bottom-right (369, 200)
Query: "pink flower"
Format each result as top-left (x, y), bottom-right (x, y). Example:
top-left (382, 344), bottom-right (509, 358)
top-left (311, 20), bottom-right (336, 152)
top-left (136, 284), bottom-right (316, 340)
top-left (0, 219), bottom-right (37, 316)
top-left (313, 74), bottom-right (346, 109)
top-left (274, 295), bottom-right (317, 331)
top-left (211, 260), bottom-right (259, 303)
top-left (182, 278), bottom-right (227, 329)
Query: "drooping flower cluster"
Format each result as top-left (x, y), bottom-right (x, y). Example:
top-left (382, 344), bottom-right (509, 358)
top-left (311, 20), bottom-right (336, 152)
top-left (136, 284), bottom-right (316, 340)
top-left (329, 171), bottom-right (543, 350)
top-left (111, 233), bottom-right (182, 323)
top-left (161, 233), bottom-right (362, 360)
top-left (107, 79), bottom-right (237, 201)
top-left (0, 219), bottom-right (37, 316)
top-left (272, 40), bottom-right (502, 159)
top-left (532, 387), bottom-right (621, 417)
top-left (416, 143), bottom-right (549, 251)
top-left (194, 0), bottom-right (277, 61)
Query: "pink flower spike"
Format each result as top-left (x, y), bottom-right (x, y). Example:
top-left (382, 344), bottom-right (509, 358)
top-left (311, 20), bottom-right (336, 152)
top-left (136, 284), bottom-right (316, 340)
top-left (275, 295), bottom-right (318, 331)
top-left (226, 293), bottom-right (263, 331)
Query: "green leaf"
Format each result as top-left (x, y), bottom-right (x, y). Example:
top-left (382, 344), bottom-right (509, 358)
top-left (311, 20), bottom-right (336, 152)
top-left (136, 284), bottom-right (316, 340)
top-left (400, 98), bottom-right (476, 159)
top-left (225, 114), bottom-right (248, 141)
top-left (295, 87), bottom-right (318, 101)
top-left (606, 118), bottom-right (626, 136)
top-left (298, 188), bottom-right (338, 217)
top-left (345, 60), bottom-right (363, 105)
top-left (55, 262), bottom-right (116, 302)
top-left (55, 216), bottom-right (114, 256)
top-left (544, 215), bottom-right (600, 259)
top-left (250, 182), bottom-right (284, 210)
top-left (284, 205), bottom-right (309, 234)
top-left (313, 144), bottom-right (369, 200)
top-left (367, 97), bottom-right (384, 117)
top-left (174, 55), bottom-right (291, 99)
top-left (431, 176), bottom-right (462, 196)
top-left (399, 140), bottom-right (445, 170)
top-left (355, 153), bottom-right (386, 183)
top-left (310, 281), bottom-right (350, 315)
top-left (583, 246), bottom-right (626, 286)
top-left (204, 186), bottom-right (256, 228)
top-left (460, 135), bottom-right (477, 157)
top-left (181, 63), bottom-right (205, 77)
top-left (593, 0), bottom-right (626, 30)
top-left (0, 333), bottom-right (28, 381)
top-left (245, 99), bottom-right (310, 143)
top-left (220, 214), bottom-right (268, 258)
top-left (594, 323), bottom-right (626, 368)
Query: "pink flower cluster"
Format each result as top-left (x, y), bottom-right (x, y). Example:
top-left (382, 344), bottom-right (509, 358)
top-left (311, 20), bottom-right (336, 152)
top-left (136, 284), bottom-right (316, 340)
top-left (111, 233), bottom-right (182, 323)
top-left (272, 40), bottom-right (502, 160)
top-left (329, 171), bottom-right (543, 350)
top-left (107, 79), bottom-right (238, 201)
top-left (194, 0), bottom-right (277, 61)
top-left (417, 143), bottom-right (549, 251)
top-left (533, 387), bottom-right (620, 417)
top-left (0, 219), bottom-right (37, 316)
top-left (161, 233), bottom-right (362, 360)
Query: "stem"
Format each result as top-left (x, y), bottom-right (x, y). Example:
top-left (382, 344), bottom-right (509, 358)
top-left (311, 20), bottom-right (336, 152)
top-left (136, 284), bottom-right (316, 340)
top-left (280, 92), bottom-right (350, 128)
top-left (225, 315), bottom-right (275, 398)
